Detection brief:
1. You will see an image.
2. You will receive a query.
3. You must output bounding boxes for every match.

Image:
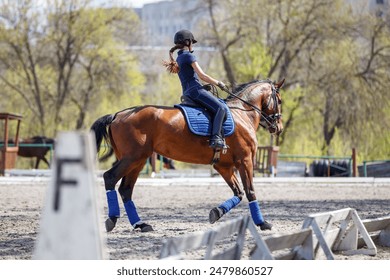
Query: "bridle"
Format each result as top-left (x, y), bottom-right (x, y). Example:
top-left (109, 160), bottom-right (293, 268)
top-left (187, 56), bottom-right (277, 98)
top-left (259, 83), bottom-right (282, 130)
top-left (222, 81), bottom-right (282, 131)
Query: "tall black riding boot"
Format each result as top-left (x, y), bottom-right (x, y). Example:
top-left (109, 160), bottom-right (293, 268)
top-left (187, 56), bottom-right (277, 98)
top-left (209, 108), bottom-right (227, 149)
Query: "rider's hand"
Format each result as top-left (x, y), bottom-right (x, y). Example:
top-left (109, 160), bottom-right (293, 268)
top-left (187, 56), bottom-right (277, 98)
top-left (217, 81), bottom-right (229, 92)
top-left (203, 84), bottom-right (212, 91)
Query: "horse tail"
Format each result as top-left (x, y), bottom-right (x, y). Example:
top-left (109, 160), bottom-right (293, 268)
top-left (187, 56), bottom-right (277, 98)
top-left (91, 114), bottom-right (115, 162)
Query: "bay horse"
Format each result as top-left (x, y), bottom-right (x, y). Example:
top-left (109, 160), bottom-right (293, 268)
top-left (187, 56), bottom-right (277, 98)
top-left (91, 79), bottom-right (284, 232)
top-left (17, 136), bottom-right (55, 169)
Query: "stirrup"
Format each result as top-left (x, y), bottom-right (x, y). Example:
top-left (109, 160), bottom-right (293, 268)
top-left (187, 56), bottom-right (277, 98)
top-left (209, 135), bottom-right (226, 149)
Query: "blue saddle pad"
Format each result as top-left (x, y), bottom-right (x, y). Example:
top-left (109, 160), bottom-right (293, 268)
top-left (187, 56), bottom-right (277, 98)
top-left (175, 101), bottom-right (235, 137)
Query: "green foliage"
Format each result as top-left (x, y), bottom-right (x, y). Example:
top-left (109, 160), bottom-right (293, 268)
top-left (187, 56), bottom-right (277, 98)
top-left (0, 0), bottom-right (145, 137)
top-left (143, 73), bottom-right (182, 106)
top-left (275, 86), bottom-right (324, 155)
top-left (1, 0), bottom-right (389, 169)
top-left (231, 41), bottom-right (272, 82)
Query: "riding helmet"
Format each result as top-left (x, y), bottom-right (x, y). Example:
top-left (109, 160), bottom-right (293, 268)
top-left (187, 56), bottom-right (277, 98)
top-left (174, 29), bottom-right (197, 45)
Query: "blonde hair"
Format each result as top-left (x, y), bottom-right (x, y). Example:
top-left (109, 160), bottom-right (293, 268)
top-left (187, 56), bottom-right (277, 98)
top-left (162, 45), bottom-right (183, 74)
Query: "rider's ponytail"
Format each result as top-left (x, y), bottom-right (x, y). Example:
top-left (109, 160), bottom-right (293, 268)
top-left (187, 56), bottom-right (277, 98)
top-left (162, 45), bottom-right (182, 74)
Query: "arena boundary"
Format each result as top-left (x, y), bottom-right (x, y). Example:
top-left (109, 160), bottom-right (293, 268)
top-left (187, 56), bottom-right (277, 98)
top-left (302, 208), bottom-right (376, 260)
top-left (160, 215), bottom-right (314, 260)
top-left (359, 216), bottom-right (390, 248)
top-left (159, 215), bottom-right (270, 260)
top-left (160, 209), bottom-right (390, 260)
top-left (251, 228), bottom-right (314, 260)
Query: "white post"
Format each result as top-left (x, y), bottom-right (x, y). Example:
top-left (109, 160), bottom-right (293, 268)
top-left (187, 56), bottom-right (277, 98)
top-left (33, 131), bottom-right (106, 260)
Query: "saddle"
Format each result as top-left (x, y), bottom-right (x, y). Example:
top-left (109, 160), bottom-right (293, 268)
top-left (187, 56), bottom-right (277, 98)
top-left (174, 97), bottom-right (235, 137)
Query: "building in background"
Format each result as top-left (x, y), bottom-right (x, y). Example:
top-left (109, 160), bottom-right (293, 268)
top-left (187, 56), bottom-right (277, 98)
top-left (132, 0), bottom-right (390, 85)
top-left (132, 0), bottom-right (215, 77)
top-left (368, 0), bottom-right (389, 11)
top-left (138, 0), bottom-right (389, 48)
top-left (346, 0), bottom-right (389, 16)
top-left (140, 0), bottom-right (208, 46)
top-left (369, 0), bottom-right (389, 16)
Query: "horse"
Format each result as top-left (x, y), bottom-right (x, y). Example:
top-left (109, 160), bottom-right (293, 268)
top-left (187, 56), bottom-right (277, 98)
top-left (149, 153), bottom-right (176, 176)
top-left (91, 79), bottom-right (284, 232)
top-left (17, 136), bottom-right (55, 169)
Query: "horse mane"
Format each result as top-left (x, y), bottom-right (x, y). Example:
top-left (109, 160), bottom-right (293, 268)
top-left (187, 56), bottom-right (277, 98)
top-left (232, 80), bottom-right (260, 95)
top-left (226, 79), bottom-right (272, 103)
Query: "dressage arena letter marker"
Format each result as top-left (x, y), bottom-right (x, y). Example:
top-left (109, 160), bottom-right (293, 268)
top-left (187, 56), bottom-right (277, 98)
top-left (33, 131), bottom-right (106, 260)
top-left (54, 158), bottom-right (81, 211)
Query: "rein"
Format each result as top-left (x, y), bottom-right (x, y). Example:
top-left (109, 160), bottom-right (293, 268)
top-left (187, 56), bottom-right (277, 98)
top-left (222, 82), bottom-right (281, 130)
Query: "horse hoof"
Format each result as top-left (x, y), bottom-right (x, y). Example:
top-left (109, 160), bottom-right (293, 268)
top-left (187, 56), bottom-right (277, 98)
top-left (259, 221), bottom-right (272, 231)
top-left (105, 217), bottom-right (117, 232)
top-left (209, 207), bottom-right (224, 224)
top-left (135, 223), bottom-right (154, 232)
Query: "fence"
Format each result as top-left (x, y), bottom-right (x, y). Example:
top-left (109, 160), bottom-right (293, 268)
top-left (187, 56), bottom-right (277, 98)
top-left (279, 154), bottom-right (353, 177)
top-left (159, 215), bottom-right (314, 260)
top-left (359, 160), bottom-right (390, 177)
top-left (253, 146), bottom-right (279, 176)
top-left (253, 147), bottom-right (357, 177)
top-left (0, 143), bottom-right (55, 171)
top-left (160, 210), bottom-right (390, 260)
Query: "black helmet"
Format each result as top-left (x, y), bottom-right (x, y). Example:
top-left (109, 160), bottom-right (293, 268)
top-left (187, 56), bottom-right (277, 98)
top-left (174, 29), bottom-right (197, 45)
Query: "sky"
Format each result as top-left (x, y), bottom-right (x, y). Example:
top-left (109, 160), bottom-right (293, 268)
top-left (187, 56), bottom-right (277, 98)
top-left (90, 0), bottom-right (168, 8)
top-left (128, 0), bottom-right (167, 8)
top-left (4, 0), bottom-right (169, 9)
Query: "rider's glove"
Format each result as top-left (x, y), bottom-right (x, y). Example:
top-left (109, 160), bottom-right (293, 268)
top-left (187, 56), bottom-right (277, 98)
top-left (203, 84), bottom-right (212, 91)
top-left (217, 81), bottom-right (229, 92)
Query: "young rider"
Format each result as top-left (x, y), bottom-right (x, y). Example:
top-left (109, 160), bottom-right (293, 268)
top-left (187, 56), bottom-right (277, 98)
top-left (163, 29), bottom-right (228, 149)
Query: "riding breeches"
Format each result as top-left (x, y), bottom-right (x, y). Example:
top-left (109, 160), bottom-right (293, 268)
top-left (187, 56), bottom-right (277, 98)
top-left (184, 86), bottom-right (227, 137)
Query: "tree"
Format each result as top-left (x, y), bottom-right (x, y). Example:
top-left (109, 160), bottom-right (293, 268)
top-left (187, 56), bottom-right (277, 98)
top-left (200, 0), bottom-right (390, 158)
top-left (199, 0), bottom-right (248, 86)
top-left (305, 7), bottom-right (390, 154)
top-left (0, 0), bottom-right (145, 136)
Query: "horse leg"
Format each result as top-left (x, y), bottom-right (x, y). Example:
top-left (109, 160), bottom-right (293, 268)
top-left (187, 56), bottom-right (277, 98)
top-left (118, 167), bottom-right (153, 232)
top-left (238, 158), bottom-right (272, 231)
top-left (41, 156), bottom-right (50, 168)
top-left (103, 157), bottom-right (133, 232)
top-left (35, 156), bottom-right (50, 169)
top-left (209, 165), bottom-right (245, 224)
top-left (104, 156), bottom-right (154, 233)
top-left (35, 158), bottom-right (41, 169)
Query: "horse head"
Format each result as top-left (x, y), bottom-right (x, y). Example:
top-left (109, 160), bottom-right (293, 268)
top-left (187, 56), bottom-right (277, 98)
top-left (230, 78), bottom-right (285, 136)
top-left (260, 79), bottom-right (284, 135)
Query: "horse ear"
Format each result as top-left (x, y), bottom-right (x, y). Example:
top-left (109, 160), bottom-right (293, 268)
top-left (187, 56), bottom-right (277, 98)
top-left (275, 78), bottom-right (285, 89)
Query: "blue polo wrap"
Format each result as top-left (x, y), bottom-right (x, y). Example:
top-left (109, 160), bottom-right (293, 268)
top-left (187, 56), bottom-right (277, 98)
top-left (219, 196), bottom-right (241, 214)
top-left (106, 190), bottom-right (120, 218)
top-left (249, 200), bottom-right (264, 225)
top-left (124, 200), bottom-right (141, 226)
